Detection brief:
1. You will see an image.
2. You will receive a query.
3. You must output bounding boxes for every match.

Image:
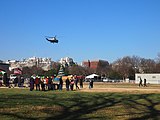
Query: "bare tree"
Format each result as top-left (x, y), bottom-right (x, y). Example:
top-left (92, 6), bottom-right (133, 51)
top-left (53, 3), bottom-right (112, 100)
top-left (68, 65), bottom-right (89, 76)
top-left (155, 63), bottom-right (160, 73)
top-left (112, 56), bottom-right (134, 80)
top-left (140, 58), bottom-right (156, 73)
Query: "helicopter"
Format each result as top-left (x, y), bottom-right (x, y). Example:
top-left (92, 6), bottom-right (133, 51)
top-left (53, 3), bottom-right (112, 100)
top-left (45, 35), bottom-right (58, 43)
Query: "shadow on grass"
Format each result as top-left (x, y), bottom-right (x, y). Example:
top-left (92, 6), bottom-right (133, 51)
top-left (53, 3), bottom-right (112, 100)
top-left (122, 94), bottom-right (160, 120)
top-left (0, 89), bottom-right (160, 120)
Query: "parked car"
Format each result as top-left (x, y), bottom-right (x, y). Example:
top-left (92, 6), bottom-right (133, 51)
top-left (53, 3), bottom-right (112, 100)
top-left (102, 78), bottom-right (109, 82)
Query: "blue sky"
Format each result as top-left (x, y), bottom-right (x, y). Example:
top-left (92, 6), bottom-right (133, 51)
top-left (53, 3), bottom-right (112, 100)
top-left (0, 0), bottom-right (160, 63)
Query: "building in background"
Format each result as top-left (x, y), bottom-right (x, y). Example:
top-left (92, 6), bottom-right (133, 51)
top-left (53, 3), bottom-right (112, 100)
top-left (6, 56), bottom-right (52, 71)
top-left (59, 57), bottom-right (75, 67)
top-left (135, 73), bottom-right (160, 84)
top-left (82, 60), bottom-right (109, 70)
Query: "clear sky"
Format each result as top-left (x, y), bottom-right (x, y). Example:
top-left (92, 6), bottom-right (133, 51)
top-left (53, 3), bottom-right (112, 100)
top-left (0, 0), bottom-right (160, 63)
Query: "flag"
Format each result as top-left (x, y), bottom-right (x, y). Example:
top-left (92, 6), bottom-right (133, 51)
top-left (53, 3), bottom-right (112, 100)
top-left (0, 70), bottom-right (5, 75)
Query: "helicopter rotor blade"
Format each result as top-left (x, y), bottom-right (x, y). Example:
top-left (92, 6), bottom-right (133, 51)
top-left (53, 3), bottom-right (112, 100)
top-left (45, 36), bottom-right (50, 38)
top-left (45, 36), bottom-right (54, 38)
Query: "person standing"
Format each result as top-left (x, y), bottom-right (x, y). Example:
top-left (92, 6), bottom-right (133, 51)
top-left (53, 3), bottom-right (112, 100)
top-left (89, 79), bottom-right (94, 89)
top-left (14, 76), bottom-right (18, 87)
top-left (48, 77), bottom-right (52, 90)
top-left (21, 77), bottom-right (24, 87)
top-left (91, 79), bottom-right (93, 88)
top-left (65, 78), bottom-right (70, 91)
top-left (35, 76), bottom-right (40, 91)
top-left (89, 79), bottom-right (92, 89)
top-left (144, 79), bottom-right (147, 87)
top-left (45, 77), bottom-right (48, 90)
top-left (80, 78), bottom-right (83, 89)
top-left (3, 73), bottom-right (7, 87)
top-left (18, 76), bottom-right (21, 87)
top-left (30, 77), bottom-right (35, 91)
top-left (41, 77), bottom-right (45, 91)
top-left (59, 77), bottom-right (63, 91)
top-left (139, 77), bottom-right (143, 87)
top-left (70, 78), bottom-right (74, 91)
top-left (75, 76), bottom-right (80, 90)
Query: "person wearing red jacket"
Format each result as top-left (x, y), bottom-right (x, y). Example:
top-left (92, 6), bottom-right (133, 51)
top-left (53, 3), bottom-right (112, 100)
top-left (35, 76), bottom-right (40, 91)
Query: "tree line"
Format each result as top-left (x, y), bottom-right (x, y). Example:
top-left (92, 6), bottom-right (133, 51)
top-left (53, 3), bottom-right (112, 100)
top-left (21, 55), bottom-right (160, 80)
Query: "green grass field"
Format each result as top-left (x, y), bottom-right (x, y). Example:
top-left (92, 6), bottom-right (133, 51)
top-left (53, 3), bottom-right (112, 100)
top-left (0, 83), bottom-right (160, 120)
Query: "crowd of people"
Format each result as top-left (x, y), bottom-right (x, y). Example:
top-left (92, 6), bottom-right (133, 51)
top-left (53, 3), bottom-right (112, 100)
top-left (29, 75), bottom-right (85, 91)
top-left (0, 74), bottom-right (95, 91)
top-left (0, 73), bottom-right (24, 88)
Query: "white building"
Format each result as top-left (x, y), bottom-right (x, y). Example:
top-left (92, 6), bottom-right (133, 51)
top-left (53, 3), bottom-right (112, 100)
top-left (6, 56), bottom-right (52, 71)
top-left (135, 73), bottom-right (160, 84)
top-left (59, 57), bottom-right (75, 67)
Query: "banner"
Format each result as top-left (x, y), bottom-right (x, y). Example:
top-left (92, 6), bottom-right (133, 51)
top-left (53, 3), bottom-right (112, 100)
top-left (14, 68), bottom-right (22, 75)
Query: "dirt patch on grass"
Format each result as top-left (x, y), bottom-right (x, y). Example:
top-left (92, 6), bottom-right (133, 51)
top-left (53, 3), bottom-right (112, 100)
top-left (81, 87), bottom-right (160, 93)
top-left (80, 83), bottom-right (160, 93)
top-left (31, 105), bottom-right (64, 112)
